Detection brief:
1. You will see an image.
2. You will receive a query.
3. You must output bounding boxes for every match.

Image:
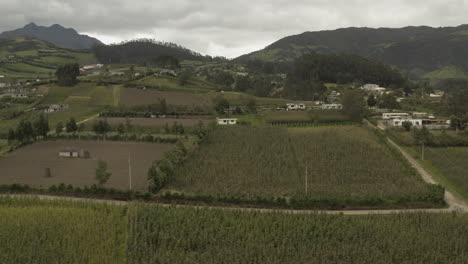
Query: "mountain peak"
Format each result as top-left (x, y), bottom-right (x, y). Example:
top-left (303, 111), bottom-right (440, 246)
top-left (24, 22), bottom-right (38, 29)
top-left (0, 23), bottom-right (102, 50)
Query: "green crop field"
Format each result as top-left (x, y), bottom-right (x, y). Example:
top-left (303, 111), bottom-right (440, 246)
top-left (167, 126), bottom-right (443, 209)
top-left (0, 37), bottom-right (97, 79)
top-left (0, 197), bottom-right (126, 264)
top-left (422, 147), bottom-right (468, 201)
top-left (133, 76), bottom-right (219, 93)
top-left (2, 197), bottom-right (467, 264)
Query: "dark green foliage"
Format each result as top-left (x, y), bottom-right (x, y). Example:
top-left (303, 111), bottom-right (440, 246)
top-left (15, 120), bottom-right (35, 142)
top-left (367, 94), bottom-right (377, 107)
top-left (55, 122), bottom-right (64, 134)
top-left (235, 75), bottom-right (251, 92)
top-left (55, 63), bottom-right (80, 86)
top-left (213, 71), bottom-right (234, 88)
top-left (95, 160), bottom-right (111, 186)
top-left (33, 114), bottom-right (49, 138)
top-left (379, 93), bottom-right (400, 109)
top-left (246, 97), bottom-right (257, 113)
top-left (342, 89), bottom-right (366, 122)
top-left (92, 119), bottom-right (111, 135)
top-left (92, 39), bottom-right (220, 64)
top-left (178, 70), bottom-right (192, 86)
top-left (402, 121), bottom-right (413, 132)
top-left (213, 97), bottom-right (230, 114)
top-left (66, 117), bottom-right (78, 133)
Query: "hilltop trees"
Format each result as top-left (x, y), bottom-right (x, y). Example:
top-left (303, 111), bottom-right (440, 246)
top-left (56, 63), bottom-right (80, 86)
top-left (66, 118), bottom-right (78, 133)
top-left (33, 114), bottom-right (50, 138)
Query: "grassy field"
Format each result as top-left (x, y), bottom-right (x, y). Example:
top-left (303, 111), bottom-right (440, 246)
top-left (0, 83), bottom-right (117, 135)
top-left (0, 38), bottom-right (97, 79)
top-left (121, 88), bottom-right (209, 106)
top-left (0, 197), bottom-right (126, 264)
top-left (2, 197), bottom-right (467, 264)
top-left (97, 117), bottom-right (212, 130)
top-left (0, 140), bottom-right (173, 191)
top-left (421, 147), bottom-right (468, 202)
top-left (167, 126), bottom-right (442, 208)
top-left (132, 76), bottom-right (219, 93)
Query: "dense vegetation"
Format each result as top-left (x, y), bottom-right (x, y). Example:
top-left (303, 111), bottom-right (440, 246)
top-left (2, 197), bottom-right (468, 264)
top-left (93, 39), bottom-right (224, 64)
top-left (0, 197), bottom-right (126, 264)
top-left (166, 126), bottom-right (444, 209)
top-left (236, 25), bottom-right (468, 79)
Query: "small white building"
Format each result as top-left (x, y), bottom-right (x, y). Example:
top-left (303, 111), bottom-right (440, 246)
top-left (382, 113), bottom-right (410, 120)
top-left (286, 103), bottom-right (306, 111)
top-left (392, 119), bottom-right (423, 127)
top-left (59, 149), bottom-right (80, 158)
top-left (12, 94), bottom-right (29, 98)
top-left (217, 118), bottom-right (238, 125)
top-left (45, 104), bottom-right (69, 113)
top-left (361, 84), bottom-right (387, 95)
top-left (320, 104), bottom-right (343, 110)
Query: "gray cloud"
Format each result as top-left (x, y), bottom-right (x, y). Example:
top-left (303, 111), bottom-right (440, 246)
top-left (1, 0), bottom-right (467, 58)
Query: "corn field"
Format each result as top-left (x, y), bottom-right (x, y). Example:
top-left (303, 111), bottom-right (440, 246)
top-left (168, 126), bottom-right (443, 208)
top-left (127, 203), bottom-right (468, 264)
top-left (0, 197), bottom-right (127, 264)
top-left (1, 198), bottom-right (467, 264)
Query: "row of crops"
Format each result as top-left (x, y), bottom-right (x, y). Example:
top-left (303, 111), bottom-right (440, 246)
top-left (1, 197), bottom-right (467, 263)
top-left (166, 126), bottom-right (444, 209)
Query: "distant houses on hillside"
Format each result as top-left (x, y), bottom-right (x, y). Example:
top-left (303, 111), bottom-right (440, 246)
top-left (360, 84), bottom-right (387, 95)
top-left (45, 104), bottom-right (69, 113)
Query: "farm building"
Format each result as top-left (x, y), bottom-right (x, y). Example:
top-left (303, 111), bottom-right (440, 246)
top-left (320, 104), bottom-right (343, 110)
top-left (217, 118), bottom-right (238, 125)
top-left (286, 103), bottom-right (306, 111)
top-left (45, 104), bottom-right (69, 113)
top-left (361, 84), bottom-right (387, 95)
top-left (392, 119), bottom-right (423, 127)
top-left (58, 148), bottom-right (90, 158)
top-left (382, 113), bottom-right (410, 120)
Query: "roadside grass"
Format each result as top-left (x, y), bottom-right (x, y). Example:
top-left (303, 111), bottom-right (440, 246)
top-left (405, 146), bottom-right (468, 204)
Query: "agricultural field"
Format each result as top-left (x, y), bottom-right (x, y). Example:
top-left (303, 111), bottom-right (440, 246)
top-left (0, 197), bottom-right (126, 264)
top-left (167, 126), bottom-right (443, 208)
top-left (2, 197), bottom-right (468, 264)
top-left (132, 75), bottom-right (219, 93)
top-left (422, 147), bottom-right (468, 201)
top-left (99, 117), bottom-right (213, 129)
top-left (264, 109), bottom-right (350, 124)
top-left (0, 37), bottom-right (97, 80)
top-left (128, 204), bottom-right (468, 264)
top-left (121, 87), bottom-right (208, 106)
top-left (0, 140), bottom-right (173, 191)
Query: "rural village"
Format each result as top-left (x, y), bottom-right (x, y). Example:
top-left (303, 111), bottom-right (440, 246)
top-left (1, 10), bottom-right (468, 263)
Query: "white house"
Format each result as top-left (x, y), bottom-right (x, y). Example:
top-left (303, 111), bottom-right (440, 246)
top-left (12, 94), bottom-right (29, 98)
top-left (320, 104), bottom-right (343, 110)
top-left (382, 113), bottom-right (410, 120)
top-left (429, 93), bottom-right (443, 98)
top-left (286, 103), bottom-right (306, 111)
top-left (59, 149), bottom-right (80, 158)
top-left (217, 118), bottom-right (238, 125)
top-left (45, 104), bottom-right (69, 113)
top-left (361, 84), bottom-right (387, 95)
top-left (392, 119), bottom-right (423, 127)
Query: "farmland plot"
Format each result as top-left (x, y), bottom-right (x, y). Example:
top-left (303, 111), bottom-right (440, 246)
top-left (0, 140), bottom-right (172, 191)
top-left (127, 203), bottom-right (468, 264)
top-left (0, 197), bottom-right (126, 264)
top-left (121, 88), bottom-right (208, 106)
top-left (101, 117), bottom-right (212, 128)
top-left (168, 126), bottom-right (443, 208)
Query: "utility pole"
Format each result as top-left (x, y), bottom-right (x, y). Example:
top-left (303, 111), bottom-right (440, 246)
top-left (422, 142), bottom-right (425, 161)
top-left (128, 155), bottom-right (132, 190)
top-left (305, 165), bottom-right (308, 195)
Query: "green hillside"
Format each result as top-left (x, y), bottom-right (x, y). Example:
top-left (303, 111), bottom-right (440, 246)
top-left (0, 37), bottom-right (97, 80)
top-left (236, 25), bottom-right (468, 80)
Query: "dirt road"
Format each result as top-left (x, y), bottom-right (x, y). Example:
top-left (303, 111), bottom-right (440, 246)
top-left (1, 194), bottom-right (459, 215)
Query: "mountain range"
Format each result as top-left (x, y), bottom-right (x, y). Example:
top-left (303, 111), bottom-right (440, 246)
top-left (236, 25), bottom-right (468, 80)
top-left (0, 23), bottom-right (102, 50)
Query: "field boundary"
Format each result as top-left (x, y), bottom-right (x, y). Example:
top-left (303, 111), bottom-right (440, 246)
top-left (1, 194), bottom-right (461, 215)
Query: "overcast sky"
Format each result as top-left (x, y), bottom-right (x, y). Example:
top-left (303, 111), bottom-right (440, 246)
top-left (1, 0), bottom-right (467, 58)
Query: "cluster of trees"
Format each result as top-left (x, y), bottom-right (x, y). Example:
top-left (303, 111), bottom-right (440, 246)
top-left (367, 93), bottom-right (400, 109)
top-left (342, 90), bottom-right (367, 122)
top-left (56, 63), bottom-right (80, 86)
top-left (92, 39), bottom-right (227, 64)
top-left (446, 87), bottom-right (468, 130)
top-left (283, 52), bottom-right (407, 100)
top-left (7, 115), bottom-right (49, 143)
top-left (213, 96), bottom-right (257, 115)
